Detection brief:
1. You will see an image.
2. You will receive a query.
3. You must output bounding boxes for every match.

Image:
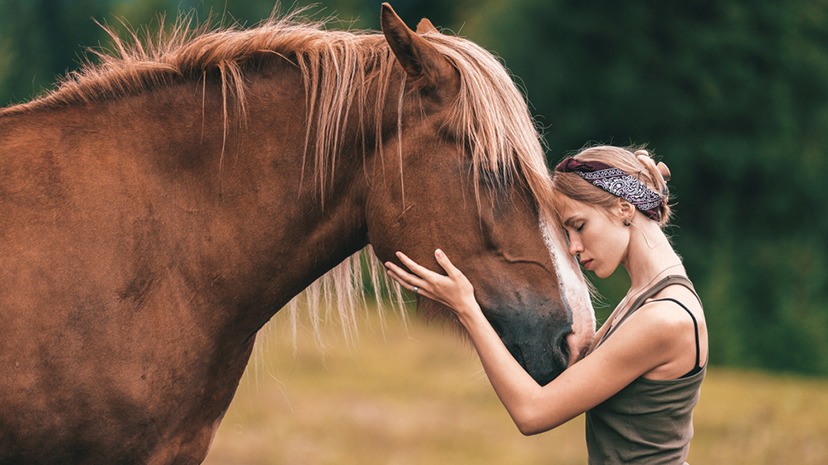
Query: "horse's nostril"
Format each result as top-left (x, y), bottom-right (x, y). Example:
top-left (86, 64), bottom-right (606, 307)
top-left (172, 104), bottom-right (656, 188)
top-left (565, 332), bottom-right (590, 367)
top-left (559, 333), bottom-right (571, 368)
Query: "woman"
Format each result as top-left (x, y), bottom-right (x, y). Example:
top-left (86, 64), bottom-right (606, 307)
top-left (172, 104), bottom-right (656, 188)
top-left (385, 145), bottom-right (707, 464)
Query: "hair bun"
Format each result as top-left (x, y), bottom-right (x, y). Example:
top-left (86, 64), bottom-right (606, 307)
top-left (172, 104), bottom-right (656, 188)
top-left (656, 162), bottom-right (671, 182)
top-left (635, 150), bottom-right (671, 183)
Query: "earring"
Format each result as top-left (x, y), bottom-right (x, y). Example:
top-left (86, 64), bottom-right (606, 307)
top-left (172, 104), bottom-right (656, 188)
top-left (623, 217), bottom-right (631, 227)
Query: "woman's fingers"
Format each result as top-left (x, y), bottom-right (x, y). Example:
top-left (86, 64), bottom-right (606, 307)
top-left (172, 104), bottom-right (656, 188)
top-left (384, 261), bottom-right (426, 290)
top-left (383, 260), bottom-right (409, 279)
top-left (385, 250), bottom-right (473, 311)
top-left (386, 266), bottom-right (446, 305)
top-left (434, 249), bottom-right (474, 300)
top-left (385, 252), bottom-right (448, 300)
top-left (394, 251), bottom-right (443, 281)
top-left (385, 269), bottom-right (409, 290)
top-left (434, 249), bottom-right (460, 277)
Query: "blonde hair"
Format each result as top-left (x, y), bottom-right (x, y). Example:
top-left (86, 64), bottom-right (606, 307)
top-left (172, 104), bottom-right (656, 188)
top-left (552, 145), bottom-right (673, 227)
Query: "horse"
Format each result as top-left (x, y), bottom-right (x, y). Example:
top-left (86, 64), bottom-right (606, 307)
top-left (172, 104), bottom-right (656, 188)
top-left (0, 4), bottom-right (594, 464)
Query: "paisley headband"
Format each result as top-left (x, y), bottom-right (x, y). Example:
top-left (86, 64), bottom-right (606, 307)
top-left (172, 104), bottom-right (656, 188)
top-left (555, 157), bottom-right (662, 221)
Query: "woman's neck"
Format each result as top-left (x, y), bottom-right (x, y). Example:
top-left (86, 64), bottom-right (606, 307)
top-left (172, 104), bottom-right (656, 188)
top-left (621, 217), bottom-right (684, 292)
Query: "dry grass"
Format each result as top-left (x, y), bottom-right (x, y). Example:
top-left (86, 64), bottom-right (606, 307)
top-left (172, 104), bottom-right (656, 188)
top-left (203, 306), bottom-right (828, 465)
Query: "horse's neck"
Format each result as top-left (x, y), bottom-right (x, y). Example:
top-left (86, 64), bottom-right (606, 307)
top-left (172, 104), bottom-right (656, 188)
top-left (77, 75), bottom-right (370, 333)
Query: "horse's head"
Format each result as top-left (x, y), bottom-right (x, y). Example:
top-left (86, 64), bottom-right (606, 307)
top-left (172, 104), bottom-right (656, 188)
top-left (366, 5), bottom-right (595, 385)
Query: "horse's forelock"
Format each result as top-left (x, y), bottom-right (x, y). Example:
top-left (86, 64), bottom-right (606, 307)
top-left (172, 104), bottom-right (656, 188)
top-left (422, 34), bottom-right (557, 223)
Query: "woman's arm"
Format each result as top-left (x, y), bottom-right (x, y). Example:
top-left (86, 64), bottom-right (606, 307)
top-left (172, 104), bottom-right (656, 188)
top-left (385, 250), bottom-right (683, 435)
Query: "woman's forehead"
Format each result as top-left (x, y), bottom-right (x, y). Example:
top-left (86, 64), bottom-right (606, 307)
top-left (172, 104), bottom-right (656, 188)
top-left (557, 196), bottom-right (606, 226)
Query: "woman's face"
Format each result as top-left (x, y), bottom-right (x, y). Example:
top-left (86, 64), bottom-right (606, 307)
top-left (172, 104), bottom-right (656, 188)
top-left (556, 195), bottom-right (630, 278)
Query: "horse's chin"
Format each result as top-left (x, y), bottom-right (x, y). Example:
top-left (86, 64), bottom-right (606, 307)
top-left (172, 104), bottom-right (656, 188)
top-left (484, 305), bottom-right (573, 385)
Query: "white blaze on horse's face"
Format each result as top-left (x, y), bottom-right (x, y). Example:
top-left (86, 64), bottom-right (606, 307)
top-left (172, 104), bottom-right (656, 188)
top-left (378, 4), bottom-right (596, 378)
top-left (541, 221), bottom-right (596, 365)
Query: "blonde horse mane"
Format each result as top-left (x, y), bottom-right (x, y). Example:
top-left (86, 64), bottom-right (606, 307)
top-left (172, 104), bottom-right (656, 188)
top-left (7, 8), bottom-right (561, 347)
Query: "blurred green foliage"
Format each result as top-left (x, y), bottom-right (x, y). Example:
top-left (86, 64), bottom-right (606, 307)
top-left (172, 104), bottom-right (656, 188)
top-left (2, 0), bottom-right (827, 375)
top-left (459, 0), bottom-right (828, 375)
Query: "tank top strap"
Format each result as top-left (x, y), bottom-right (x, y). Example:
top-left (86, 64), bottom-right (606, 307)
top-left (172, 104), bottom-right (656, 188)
top-left (631, 275), bottom-right (699, 313)
top-left (598, 275), bottom-right (700, 347)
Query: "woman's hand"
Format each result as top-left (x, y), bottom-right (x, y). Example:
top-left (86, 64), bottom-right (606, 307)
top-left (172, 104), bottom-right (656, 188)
top-left (388, 249), bottom-right (553, 434)
top-left (384, 249), bottom-right (479, 318)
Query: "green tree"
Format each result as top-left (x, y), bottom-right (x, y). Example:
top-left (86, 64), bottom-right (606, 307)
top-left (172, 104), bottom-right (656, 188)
top-left (0, 0), bottom-right (117, 104)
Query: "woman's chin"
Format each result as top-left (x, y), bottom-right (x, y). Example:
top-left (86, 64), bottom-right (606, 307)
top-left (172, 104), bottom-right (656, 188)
top-left (592, 265), bottom-right (615, 279)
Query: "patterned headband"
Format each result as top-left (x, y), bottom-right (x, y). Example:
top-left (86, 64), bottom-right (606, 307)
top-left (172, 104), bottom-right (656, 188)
top-left (555, 157), bottom-right (662, 221)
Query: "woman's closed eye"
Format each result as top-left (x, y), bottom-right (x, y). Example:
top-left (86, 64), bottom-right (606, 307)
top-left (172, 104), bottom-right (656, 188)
top-left (568, 222), bottom-right (584, 234)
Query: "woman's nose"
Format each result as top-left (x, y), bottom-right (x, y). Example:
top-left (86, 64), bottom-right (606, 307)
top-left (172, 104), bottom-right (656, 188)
top-left (568, 238), bottom-right (582, 256)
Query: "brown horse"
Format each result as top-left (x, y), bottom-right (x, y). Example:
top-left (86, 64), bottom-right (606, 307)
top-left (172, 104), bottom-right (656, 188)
top-left (0, 4), bottom-right (594, 464)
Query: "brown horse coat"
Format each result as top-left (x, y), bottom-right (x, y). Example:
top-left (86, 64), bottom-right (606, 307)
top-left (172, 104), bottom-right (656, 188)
top-left (0, 5), bottom-right (594, 463)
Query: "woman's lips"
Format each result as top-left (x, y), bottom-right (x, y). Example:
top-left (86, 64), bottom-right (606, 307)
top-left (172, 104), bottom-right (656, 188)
top-left (582, 259), bottom-right (593, 270)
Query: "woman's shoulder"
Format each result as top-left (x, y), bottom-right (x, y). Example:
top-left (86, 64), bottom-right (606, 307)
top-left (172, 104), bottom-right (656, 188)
top-left (620, 277), bottom-right (702, 333)
top-left (644, 280), bottom-right (704, 319)
top-left (634, 280), bottom-right (703, 332)
top-left (631, 298), bottom-right (698, 340)
top-left (631, 282), bottom-right (708, 379)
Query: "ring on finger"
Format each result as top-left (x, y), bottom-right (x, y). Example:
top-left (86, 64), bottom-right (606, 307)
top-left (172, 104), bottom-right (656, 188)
top-left (413, 286), bottom-right (419, 294)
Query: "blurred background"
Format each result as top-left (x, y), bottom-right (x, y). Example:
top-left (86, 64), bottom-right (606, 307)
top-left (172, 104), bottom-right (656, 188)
top-left (2, 0), bottom-right (827, 463)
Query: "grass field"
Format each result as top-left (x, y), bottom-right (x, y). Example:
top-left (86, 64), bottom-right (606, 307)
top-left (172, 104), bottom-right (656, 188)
top-left (203, 307), bottom-right (828, 465)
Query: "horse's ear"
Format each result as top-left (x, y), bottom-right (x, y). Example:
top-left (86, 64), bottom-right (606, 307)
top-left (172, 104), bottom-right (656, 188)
top-left (381, 3), bottom-right (459, 94)
top-left (416, 18), bottom-right (439, 34)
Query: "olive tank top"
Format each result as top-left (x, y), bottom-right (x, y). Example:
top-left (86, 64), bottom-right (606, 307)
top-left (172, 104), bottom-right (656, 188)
top-left (585, 275), bottom-right (706, 465)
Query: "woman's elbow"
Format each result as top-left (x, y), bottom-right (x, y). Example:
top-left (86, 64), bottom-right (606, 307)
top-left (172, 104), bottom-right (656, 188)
top-left (516, 422), bottom-right (543, 436)
top-left (512, 409), bottom-right (553, 436)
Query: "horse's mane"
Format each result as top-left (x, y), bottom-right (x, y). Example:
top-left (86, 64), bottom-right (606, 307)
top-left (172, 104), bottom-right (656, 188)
top-left (6, 9), bottom-right (563, 346)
